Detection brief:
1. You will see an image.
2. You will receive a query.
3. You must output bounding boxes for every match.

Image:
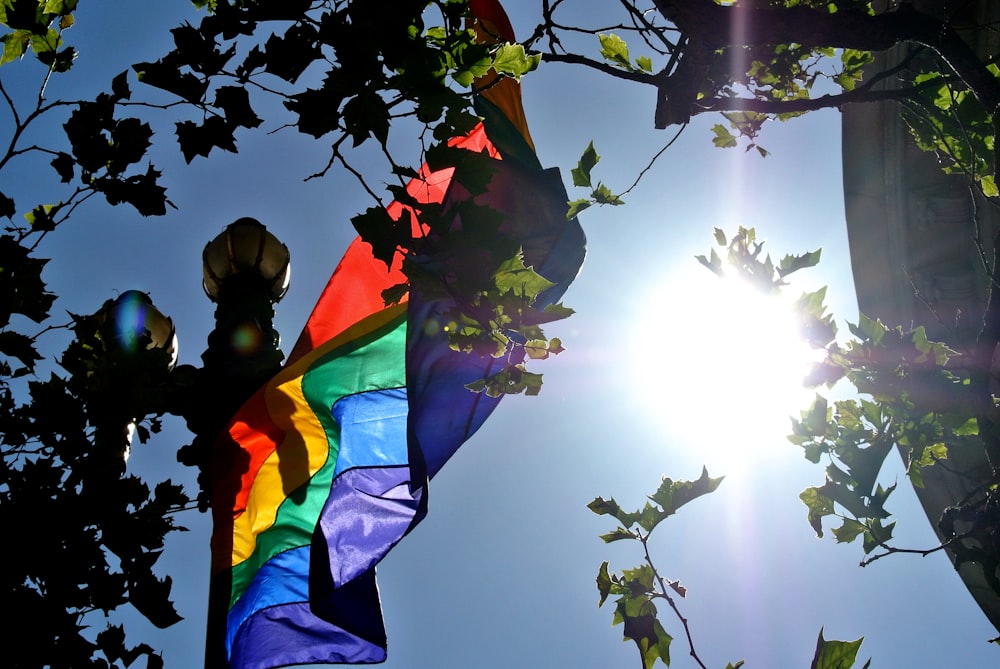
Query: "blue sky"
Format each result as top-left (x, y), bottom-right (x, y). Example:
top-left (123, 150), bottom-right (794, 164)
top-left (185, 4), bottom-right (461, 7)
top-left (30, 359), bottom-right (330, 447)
top-left (7, 1), bottom-right (1000, 667)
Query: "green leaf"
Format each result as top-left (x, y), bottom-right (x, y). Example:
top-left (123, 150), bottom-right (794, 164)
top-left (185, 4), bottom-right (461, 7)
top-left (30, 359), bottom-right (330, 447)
top-left (778, 248), bottom-right (822, 278)
top-left (810, 628), bottom-right (865, 669)
top-left (801, 394), bottom-right (830, 435)
top-left (711, 123), bottom-right (737, 148)
top-left (614, 596), bottom-right (672, 669)
top-left (493, 252), bottom-right (555, 299)
top-left (524, 303), bottom-right (574, 326)
top-left (43, 0), bottom-right (78, 15)
top-left (849, 313), bottom-right (887, 345)
top-left (861, 517), bottom-right (895, 554)
top-left (587, 496), bottom-right (639, 528)
top-left (955, 417), bottom-right (979, 436)
top-left (467, 363), bottom-right (543, 397)
top-left (800, 486), bottom-right (834, 537)
top-left (635, 55), bottom-right (653, 73)
top-left (695, 248), bottom-right (724, 278)
top-left (572, 141), bottom-right (599, 188)
top-left (648, 466), bottom-right (723, 518)
top-left (981, 174), bottom-right (998, 197)
top-left (915, 442), bottom-right (948, 469)
top-left (621, 564), bottom-right (656, 594)
top-left (592, 183), bottom-right (623, 205)
top-left (599, 528), bottom-right (635, 543)
top-left (491, 42), bottom-right (539, 80)
top-left (596, 561), bottom-right (613, 606)
top-left (523, 337), bottom-right (565, 360)
top-left (598, 33), bottom-right (632, 70)
top-left (1, 29), bottom-right (30, 65)
top-left (713, 227), bottom-right (727, 246)
top-left (831, 518), bottom-right (866, 544)
top-left (566, 198), bottom-right (591, 219)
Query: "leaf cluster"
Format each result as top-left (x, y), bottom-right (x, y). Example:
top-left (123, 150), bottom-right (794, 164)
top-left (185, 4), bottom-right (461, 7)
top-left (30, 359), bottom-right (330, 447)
top-left (131, 0), bottom-right (491, 162)
top-left (2, 5), bottom-right (173, 245)
top-left (589, 468), bottom-right (723, 669)
top-left (696, 226), bottom-right (824, 297)
top-left (392, 167), bottom-right (575, 398)
top-left (567, 142), bottom-right (625, 219)
top-left (1, 0), bottom-right (77, 70)
top-left (902, 67), bottom-right (999, 197)
top-left (705, 227), bottom-right (1000, 598)
top-left (590, 467), bottom-right (870, 668)
top-left (791, 316), bottom-right (981, 553)
top-left (1, 308), bottom-right (191, 667)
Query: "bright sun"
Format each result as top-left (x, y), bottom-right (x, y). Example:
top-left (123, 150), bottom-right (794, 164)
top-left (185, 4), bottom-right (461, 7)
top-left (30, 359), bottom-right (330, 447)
top-left (628, 264), bottom-right (823, 471)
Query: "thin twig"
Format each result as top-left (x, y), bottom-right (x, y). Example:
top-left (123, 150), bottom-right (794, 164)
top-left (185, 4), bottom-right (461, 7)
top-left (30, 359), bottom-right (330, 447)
top-left (640, 533), bottom-right (709, 669)
top-left (619, 123), bottom-right (686, 197)
top-left (859, 538), bottom-right (959, 567)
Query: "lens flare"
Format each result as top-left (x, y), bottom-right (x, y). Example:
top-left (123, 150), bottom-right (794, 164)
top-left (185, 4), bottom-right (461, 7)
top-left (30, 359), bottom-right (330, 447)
top-left (230, 322), bottom-right (265, 356)
top-left (113, 291), bottom-right (149, 353)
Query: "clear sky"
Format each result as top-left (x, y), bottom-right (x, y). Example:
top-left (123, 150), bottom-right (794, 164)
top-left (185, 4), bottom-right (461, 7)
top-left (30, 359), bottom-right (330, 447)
top-left (8, 1), bottom-right (1000, 667)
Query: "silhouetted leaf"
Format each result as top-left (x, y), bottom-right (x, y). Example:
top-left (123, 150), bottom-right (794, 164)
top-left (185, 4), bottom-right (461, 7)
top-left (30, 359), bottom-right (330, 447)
top-left (93, 164), bottom-right (170, 216)
top-left (0, 191), bottom-right (15, 218)
top-left (134, 58), bottom-right (207, 102)
top-left (262, 22), bottom-right (320, 82)
top-left (175, 117), bottom-right (236, 163)
top-left (214, 86), bottom-right (262, 129)
top-left (0, 331), bottom-right (42, 372)
top-left (50, 152), bottom-right (74, 182)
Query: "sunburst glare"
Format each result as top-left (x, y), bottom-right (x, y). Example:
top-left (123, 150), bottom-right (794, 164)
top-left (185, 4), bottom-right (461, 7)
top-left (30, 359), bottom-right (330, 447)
top-left (628, 263), bottom-right (823, 471)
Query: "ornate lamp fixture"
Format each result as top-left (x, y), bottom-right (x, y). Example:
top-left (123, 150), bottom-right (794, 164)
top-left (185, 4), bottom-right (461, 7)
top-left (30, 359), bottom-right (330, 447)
top-left (97, 289), bottom-right (178, 368)
top-left (202, 217), bottom-right (290, 303)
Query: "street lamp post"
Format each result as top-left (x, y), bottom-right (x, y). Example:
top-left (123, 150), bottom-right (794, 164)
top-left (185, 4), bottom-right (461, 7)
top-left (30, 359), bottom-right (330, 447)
top-left (175, 217), bottom-right (291, 511)
top-left (93, 217), bottom-right (291, 667)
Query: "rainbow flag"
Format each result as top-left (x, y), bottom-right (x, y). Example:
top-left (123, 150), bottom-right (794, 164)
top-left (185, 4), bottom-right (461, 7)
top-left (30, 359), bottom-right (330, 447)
top-left (208, 2), bottom-right (585, 667)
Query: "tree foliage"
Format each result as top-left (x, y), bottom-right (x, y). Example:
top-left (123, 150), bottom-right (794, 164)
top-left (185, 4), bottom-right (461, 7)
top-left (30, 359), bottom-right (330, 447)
top-left (699, 224), bottom-right (1000, 651)
top-left (5, 0), bottom-right (1000, 665)
top-left (591, 467), bottom-right (870, 668)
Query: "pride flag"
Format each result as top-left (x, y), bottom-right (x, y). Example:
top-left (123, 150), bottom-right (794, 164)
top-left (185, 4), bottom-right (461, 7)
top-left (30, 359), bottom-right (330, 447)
top-left (208, 2), bottom-right (586, 667)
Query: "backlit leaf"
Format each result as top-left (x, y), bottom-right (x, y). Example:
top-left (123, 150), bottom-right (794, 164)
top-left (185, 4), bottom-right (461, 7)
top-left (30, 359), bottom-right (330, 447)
top-left (810, 629), bottom-right (865, 669)
top-left (572, 142), bottom-right (599, 188)
top-left (491, 42), bottom-right (539, 80)
top-left (648, 467), bottom-right (723, 518)
top-left (598, 33), bottom-right (631, 70)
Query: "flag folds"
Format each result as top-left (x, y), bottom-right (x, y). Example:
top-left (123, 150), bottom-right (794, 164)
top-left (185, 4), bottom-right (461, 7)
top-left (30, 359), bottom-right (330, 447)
top-left (209, 1), bottom-right (586, 666)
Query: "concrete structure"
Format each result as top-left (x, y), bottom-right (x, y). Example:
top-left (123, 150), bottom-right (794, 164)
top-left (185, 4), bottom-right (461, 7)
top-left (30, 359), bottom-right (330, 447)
top-left (842, 0), bottom-right (1000, 632)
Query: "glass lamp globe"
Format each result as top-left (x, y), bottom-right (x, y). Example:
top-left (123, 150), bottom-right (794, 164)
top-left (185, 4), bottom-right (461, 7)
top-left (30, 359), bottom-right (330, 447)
top-left (202, 217), bottom-right (291, 302)
top-left (100, 290), bottom-right (178, 369)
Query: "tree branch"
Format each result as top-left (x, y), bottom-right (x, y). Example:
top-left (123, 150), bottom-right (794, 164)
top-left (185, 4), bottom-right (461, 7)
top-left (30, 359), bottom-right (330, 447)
top-left (696, 81), bottom-right (956, 116)
top-left (540, 51), bottom-right (657, 85)
top-left (648, 0), bottom-right (1000, 127)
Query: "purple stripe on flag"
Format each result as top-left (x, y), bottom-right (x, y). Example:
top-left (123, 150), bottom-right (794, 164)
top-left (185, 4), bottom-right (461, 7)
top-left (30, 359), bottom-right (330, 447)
top-left (229, 599), bottom-right (386, 669)
top-left (313, 465), bottom-right (421, 588)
